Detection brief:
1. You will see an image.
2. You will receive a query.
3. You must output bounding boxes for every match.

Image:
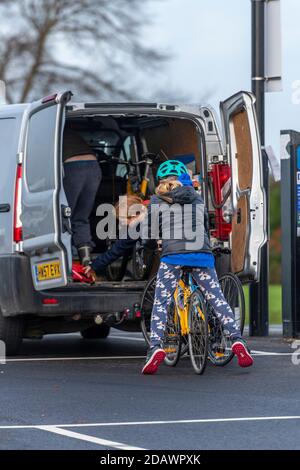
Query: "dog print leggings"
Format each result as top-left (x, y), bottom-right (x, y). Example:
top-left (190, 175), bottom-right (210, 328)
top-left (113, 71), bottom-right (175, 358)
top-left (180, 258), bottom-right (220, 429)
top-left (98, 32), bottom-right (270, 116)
top-left (150, 262), bottom-right (241, 349)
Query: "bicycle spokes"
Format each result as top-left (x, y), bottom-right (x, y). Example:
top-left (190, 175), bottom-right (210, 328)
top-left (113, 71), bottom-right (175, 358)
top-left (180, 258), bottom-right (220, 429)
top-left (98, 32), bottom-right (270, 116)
top-left (188, 291), bottom-right (208, 375)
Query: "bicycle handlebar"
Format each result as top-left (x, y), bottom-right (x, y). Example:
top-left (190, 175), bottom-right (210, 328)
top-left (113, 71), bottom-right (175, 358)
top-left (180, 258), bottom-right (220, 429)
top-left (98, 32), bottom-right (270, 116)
top-left (98, 152), bottom-right (158, 167)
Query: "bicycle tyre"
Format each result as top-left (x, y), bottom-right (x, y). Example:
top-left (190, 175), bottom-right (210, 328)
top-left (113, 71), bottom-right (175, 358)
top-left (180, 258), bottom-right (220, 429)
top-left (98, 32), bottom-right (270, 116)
top-left (208, 272), bottom-right (245, 367)
top-left (164, 303), bottom-right (182, 367)
top-left (132, 242), bottom-right (153, 281)
top-left (188, 290), bottom-right (208, 375)
top-left (105, 240), bottom-right (129, 281)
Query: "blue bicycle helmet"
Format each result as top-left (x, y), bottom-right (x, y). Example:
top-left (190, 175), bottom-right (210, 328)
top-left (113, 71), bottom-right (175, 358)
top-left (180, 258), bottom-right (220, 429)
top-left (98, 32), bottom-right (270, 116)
top-left (156, 160), bottom-right (189, 181)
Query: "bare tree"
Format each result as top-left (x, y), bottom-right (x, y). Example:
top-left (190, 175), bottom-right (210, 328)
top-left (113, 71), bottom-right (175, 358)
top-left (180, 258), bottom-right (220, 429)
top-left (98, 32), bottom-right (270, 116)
top-left (0, 0), bottom-right (168, 103)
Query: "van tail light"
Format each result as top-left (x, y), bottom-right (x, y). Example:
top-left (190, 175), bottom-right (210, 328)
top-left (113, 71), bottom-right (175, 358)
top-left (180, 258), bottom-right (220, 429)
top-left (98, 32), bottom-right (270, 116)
top-left (42, 93), bottom-right (57, 104)
top-left (42, 298), bottom-right (59, 305)
top-left (208, 163), bottom-right (232, 241)
top-left (14, 164), bottom-right (23, 243)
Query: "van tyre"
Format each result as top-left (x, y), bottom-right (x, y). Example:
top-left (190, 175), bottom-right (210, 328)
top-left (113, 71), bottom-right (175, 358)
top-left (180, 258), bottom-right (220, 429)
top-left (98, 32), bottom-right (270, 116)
top-left (0, 312), bottom-right (24, 356)
top-left (80, 324), bottom-right (110, 339)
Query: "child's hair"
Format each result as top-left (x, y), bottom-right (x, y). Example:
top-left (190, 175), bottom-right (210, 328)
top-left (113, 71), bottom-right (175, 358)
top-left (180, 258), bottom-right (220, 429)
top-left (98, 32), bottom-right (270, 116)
top-left (155, 179), bottom-right (182, 196)
top-left (115, 195), bottom-right (144, 220)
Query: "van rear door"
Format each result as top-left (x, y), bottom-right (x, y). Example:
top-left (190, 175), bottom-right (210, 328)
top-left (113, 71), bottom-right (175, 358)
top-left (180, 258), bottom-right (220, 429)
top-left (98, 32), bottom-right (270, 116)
top-left (21, 91), bottom-right (72, 291)
top-left (220, 91), bottom-right (267, 280)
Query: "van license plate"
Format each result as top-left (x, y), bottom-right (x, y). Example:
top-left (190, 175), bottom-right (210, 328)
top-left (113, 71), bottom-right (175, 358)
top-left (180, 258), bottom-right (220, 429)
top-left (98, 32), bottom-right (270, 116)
top-left (36, 260), bottom-right (61, 282)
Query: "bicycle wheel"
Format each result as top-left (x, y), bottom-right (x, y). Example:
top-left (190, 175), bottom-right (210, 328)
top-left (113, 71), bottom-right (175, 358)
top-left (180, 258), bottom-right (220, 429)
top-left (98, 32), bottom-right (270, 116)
top-left (188, 290), bottom-right (208, 375)
top-left (132, 241), bottom-right (153, 281)
top-left (105, 240), bottom-right (128, 281)
top-left (140, 274), bottom-right (156, 345)
top-left (163, 302), bottom-right (182, 367)
top-left (208, 272), bottom-right (245, 367)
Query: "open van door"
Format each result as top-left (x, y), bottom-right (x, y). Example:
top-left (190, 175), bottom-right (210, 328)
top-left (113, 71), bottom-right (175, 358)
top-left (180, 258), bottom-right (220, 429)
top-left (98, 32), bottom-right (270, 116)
top-left (21, 91), bottom-right (72, 291)
top-left (220, 91), bottom-right (267, 280)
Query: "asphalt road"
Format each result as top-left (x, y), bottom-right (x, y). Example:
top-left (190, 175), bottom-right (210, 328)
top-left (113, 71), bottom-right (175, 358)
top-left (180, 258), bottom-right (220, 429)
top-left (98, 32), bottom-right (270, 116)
top-left (0, 330), bottom-right (299, 450)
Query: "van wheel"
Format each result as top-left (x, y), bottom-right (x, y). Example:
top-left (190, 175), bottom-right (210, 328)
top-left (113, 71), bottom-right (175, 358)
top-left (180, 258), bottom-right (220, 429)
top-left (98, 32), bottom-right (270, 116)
top-left (80, 325), bottom-right (110, 339)
top-left (0, 312), bottom-right (24, 355)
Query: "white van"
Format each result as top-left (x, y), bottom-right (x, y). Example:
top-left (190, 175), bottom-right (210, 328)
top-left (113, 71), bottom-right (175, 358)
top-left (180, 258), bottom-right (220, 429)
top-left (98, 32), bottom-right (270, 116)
top-left (0, 90), bottom-right (266, 354)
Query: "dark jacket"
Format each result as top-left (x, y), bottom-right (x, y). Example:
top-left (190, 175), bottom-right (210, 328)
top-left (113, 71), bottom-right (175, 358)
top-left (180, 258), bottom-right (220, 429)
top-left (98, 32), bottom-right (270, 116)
top-left (63, 129), bottom-right (96, 163)
top-left (91, 186), bottom-right (211, 274)
top-left (146, 186), bottom-right (211, 257)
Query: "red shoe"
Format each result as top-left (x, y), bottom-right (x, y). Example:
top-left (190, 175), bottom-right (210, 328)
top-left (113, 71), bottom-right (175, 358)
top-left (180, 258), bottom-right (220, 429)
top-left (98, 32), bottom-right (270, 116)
top-left (232, 340), bottom-right (254, 368)
top-left (142, 347), bottom-right (166, 375)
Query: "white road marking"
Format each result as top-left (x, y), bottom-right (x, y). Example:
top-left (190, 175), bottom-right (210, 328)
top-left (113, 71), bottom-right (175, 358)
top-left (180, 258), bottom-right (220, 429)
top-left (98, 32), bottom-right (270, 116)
top-left (4, 355), bottom-right (145, 363)
top-left (2, 415), bottom-right (300, 430)
top-left (4, 350), bottom-right (293, 362)
top-left (251, 350), bottom-right (294, 356)
top-left (37, 426), bottom-right (145, 450)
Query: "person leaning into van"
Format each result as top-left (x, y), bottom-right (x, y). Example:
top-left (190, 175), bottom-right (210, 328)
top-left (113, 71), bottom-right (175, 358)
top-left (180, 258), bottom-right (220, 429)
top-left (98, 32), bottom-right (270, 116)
top-left (63, 127), bottom-right (102, 266)
top-left (85, 160), bottom-right (254, 375)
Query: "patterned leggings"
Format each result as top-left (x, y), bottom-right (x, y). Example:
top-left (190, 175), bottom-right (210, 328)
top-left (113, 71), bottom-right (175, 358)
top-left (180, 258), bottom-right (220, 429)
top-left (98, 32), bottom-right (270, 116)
top-left (150, 262), bottom-right (241, 349)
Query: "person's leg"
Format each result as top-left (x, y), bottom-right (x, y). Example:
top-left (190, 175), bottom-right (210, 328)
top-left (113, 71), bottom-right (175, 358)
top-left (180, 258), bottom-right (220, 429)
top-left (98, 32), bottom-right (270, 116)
top-left (150, 262), bottom-right (182, 349)
top-left (142, 262), bottom-right (181, 375)
top-left (192, 267), bottom-right (253, 367)
top-left (63, 163), bottom-right (82, 222)
top-left (192, 267), bottom-right (241, 338)
top-left (63, 163), bottom-right (84, 253)
top-left (71, 163), bottom-right (102, 249)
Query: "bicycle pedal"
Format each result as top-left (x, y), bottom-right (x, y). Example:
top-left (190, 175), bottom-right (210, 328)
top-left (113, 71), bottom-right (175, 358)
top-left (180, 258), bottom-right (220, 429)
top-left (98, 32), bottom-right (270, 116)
top-left (164, 347), bottom-right (176, 353)
top-left (214, 352), bottom-right (225, 358)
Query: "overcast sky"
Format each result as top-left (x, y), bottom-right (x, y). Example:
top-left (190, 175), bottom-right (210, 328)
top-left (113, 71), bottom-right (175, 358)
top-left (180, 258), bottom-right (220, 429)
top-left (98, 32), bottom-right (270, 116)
top-left (141, 0), bottom-right (300, 159)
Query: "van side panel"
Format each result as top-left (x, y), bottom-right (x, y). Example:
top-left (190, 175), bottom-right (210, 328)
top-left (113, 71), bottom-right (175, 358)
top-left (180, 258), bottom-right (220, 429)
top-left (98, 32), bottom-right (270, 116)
top-left (0, 107), bottom-right (26, 254)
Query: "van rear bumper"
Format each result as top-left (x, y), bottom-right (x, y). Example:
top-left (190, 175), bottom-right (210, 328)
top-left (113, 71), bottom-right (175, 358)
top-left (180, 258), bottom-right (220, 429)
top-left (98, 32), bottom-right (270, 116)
top-left (0, 255), bottom-right (146, 317)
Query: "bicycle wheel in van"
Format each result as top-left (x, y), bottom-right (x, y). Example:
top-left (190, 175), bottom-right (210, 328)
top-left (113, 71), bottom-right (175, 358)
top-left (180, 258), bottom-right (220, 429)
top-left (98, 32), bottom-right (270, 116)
top-left (105, 240), bottom-right (129, 281)
top-left (132, 241), bottom-right (153, 281)
top-left (208, 272), bottom-right (245, 366)
top-left (188, 290), bottom-right (208, 375)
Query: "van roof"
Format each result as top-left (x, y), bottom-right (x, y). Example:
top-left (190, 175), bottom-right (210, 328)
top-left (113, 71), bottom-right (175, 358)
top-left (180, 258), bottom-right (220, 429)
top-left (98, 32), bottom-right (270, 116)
top-left (0, 103), bottom-right (28, 115)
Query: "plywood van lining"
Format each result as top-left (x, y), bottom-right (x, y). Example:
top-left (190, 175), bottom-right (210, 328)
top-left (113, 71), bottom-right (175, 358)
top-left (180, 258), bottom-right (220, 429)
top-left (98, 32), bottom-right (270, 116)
top-left (142, 118), bottom-right (201, 173)
top-left (231, 195), bottom-right (249, 274)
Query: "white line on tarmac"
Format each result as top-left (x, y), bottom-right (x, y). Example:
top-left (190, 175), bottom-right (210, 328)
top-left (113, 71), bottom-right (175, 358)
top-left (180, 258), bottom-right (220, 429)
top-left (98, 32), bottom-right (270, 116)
top-left (251, 350), bottom-right (294, 356)
top-left (37, 426), bottom-right (145, 450)
top-left (2, 415), bottom-right (300, 430)
top-left (4, 356), bottom-right (145, 363)
top-left (3, 351), bottom-right (293, 362)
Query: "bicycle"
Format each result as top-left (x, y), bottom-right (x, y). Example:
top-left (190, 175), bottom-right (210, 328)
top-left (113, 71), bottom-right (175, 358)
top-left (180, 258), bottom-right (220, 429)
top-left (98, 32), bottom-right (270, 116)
top-left (101, 152), bottom-right (158, 281)
top-left (106, 152), bottom-right (158, 200)
top-left (140, 269), bottom-right (245, 374)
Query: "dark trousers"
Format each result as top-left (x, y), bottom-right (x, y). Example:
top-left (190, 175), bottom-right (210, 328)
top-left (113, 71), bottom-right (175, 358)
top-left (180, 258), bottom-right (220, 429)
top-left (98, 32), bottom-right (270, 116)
top-left (63, 161), bottom-right (102, 248)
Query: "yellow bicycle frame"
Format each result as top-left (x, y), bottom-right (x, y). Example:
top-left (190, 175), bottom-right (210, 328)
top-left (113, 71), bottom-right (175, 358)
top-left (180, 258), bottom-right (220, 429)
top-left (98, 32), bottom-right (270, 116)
top-left (173, 278), bottom-right (206, 337)
top-left (174, 279), bottom-right (192, 336)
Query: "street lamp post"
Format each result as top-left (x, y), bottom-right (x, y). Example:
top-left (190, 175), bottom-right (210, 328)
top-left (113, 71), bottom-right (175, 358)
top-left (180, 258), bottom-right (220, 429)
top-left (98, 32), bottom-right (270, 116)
top-left (249, 0), bottom-right (269, 336)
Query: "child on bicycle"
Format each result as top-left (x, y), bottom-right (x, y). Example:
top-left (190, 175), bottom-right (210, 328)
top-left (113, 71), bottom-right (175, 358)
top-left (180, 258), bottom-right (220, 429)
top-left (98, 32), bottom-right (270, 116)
top-left (86, 160), bottom-right (253, 374)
